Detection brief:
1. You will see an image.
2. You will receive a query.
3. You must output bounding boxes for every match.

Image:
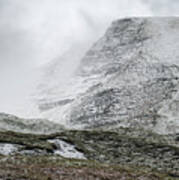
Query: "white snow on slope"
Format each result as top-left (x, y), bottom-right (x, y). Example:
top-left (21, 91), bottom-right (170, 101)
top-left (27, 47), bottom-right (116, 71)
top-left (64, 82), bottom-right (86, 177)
top-left (48, 139), bottom-right (86, 159)
top-left (36, 18), bottom-right (179, 134)
top-left (0, 143), bottom-right (20, 155)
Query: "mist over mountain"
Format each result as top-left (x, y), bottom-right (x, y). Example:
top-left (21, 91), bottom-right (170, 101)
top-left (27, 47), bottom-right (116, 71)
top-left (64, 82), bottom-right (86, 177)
top-left (1, 0), bottom-right (179, 117)
top-left (1, 2), bottom-right (179, 179)
top-left (37, 17), bottom-right (179, 134)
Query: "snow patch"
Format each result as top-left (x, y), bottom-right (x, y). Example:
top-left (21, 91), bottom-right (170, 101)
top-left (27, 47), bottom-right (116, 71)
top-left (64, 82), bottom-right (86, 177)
top-left (48, 139), bottom-right (86, 159)
top-left (0, 143), bottom-right (20, 155)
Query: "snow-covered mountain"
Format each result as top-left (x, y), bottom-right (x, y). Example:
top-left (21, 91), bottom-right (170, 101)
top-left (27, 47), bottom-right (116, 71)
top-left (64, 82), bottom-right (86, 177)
top-left (36, 17), bottom-right (179, 134)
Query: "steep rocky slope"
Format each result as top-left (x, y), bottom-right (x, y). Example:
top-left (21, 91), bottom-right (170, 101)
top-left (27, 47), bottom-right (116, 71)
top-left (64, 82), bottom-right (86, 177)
top-left (37, 17), bottom-right (179, 134)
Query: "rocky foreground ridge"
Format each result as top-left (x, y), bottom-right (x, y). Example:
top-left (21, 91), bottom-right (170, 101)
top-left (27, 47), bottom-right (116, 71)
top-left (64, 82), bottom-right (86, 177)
top-left (0, 114), bottom-right (179, 179)
top-left (37, 17), bottom-right (179, 134)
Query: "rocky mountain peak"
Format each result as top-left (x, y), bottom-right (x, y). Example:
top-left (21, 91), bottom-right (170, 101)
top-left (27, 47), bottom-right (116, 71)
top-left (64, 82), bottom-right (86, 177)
top-left (37, 17), bottom-right (179, 134)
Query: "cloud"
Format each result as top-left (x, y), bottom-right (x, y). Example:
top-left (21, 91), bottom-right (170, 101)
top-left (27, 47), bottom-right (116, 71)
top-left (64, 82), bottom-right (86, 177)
top-left (144, 0), bottom-right (179, 16)
top-left (0, 0), bottom-right (152, 67)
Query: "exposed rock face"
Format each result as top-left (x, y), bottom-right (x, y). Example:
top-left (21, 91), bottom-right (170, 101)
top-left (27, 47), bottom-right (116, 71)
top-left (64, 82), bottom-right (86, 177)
top-left (37, 18), bottom-right (179, 134)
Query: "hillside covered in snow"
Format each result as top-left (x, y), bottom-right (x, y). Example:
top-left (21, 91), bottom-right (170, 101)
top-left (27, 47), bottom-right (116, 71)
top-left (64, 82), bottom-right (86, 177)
top-left (36, 17), bottom-right (179, 134)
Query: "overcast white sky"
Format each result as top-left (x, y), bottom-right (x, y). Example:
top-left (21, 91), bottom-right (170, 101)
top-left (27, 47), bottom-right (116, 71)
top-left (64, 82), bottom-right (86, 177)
top-left (0, 0), bottom-right (179, 117)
